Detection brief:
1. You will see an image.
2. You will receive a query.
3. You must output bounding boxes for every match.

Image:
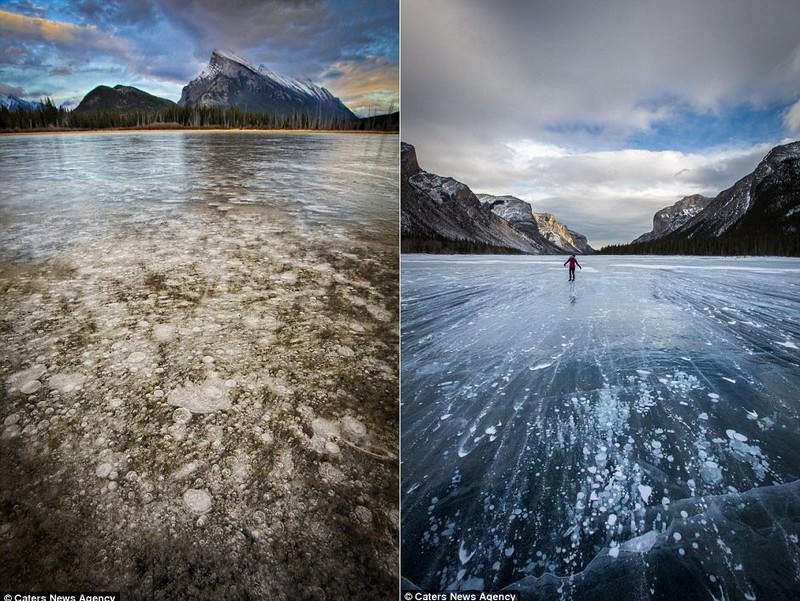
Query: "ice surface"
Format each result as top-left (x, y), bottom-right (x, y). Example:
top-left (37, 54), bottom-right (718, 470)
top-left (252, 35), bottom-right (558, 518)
top-left (499, 480), bottom-right (800, 600)
top-left (401, 255), bottom-right (800, 598)
top-left (0, 132), bottom-right (399, 262)
top-left (0, 132), bottom-right (399, 597)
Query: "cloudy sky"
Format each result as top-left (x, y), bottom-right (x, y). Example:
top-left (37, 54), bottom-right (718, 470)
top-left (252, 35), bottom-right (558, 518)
top-left (402, 0), bottom-right (800, 246)
top-left (0, 0), bottom-right (398, 116)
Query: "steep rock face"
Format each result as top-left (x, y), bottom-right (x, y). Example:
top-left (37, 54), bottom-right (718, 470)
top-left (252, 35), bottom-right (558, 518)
top-left (401, 143), bottom-right (562, 254)
top-left (178, 50), bottom-right (355, 120)
top-left (634, 194), bottom-right (713, 243)
top-left (478, 194), bottom-right (594, 253)
top-left (674, 141), bottom-right (800, 239)
top-left (74, 85), bottom-right (175, 113)
top-left (532, 212), bottom-right (595, 254)
top-left (477, 194), bottom-right (542, 240)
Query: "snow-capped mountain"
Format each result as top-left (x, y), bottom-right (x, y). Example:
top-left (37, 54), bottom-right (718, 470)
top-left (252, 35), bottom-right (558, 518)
top-left (632, 141), bottom-right (800, 246)
top-left (478, 194), bottom-right (594, 253)
top-left (0, 94), bottom-right (43, 111)
top-left (633, 194), bottom-right (713, 243)
top-left (178, 50), bottom-right (356, 120)
top-left (402, 143), bottom-right (568, 254)
top-left (676, 141), bottom-right (800, 239)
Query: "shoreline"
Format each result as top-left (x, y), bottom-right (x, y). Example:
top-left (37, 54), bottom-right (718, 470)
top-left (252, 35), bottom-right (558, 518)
top-left (0, 126), bottom-right (398, 137)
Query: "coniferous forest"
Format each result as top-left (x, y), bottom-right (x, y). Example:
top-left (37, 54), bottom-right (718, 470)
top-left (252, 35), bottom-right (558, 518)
top-left (401, 233), bottom-right (525, 255)
top-left (600, 233), bottom-right (800, 256)
top-left (0, 100), bottom-right (399, 132)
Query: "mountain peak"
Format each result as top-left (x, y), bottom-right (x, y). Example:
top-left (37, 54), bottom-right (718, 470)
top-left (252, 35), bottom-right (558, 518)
top-left (74, 84), bottom-right (175, 112)
top-left (633, 194), bottom-right (713, 243)
top-left (0, 93), bottom-right (42, 111)
top-left (477, 193), bottom-right (594, 253)
top-left (180, 50), bottom-right (355, 119)
top-left (209, 49), bottom-right (258, 73)
top-left (630, 139), bottom-right (800, 248)
top-left (401, 143), bottom-right (589, 255)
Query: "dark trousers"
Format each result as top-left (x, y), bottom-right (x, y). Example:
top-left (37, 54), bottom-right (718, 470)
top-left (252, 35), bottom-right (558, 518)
top-left (568, 267), bottom-right (575, 280)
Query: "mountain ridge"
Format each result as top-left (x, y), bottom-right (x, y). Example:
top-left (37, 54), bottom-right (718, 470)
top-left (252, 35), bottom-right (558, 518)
top-left (673, 141), bottom-right (800, 239)
top-left (178, 50), bottom-right (355, 120)
top-left (73, 85), bottom-right (176, 113)
top-left (633, 194), bottom-right (713, 243)
top-left (604, 140), bottom-right (800, 255)
top-left (401, 142), bottom-right (592, 255)
top-left (0, 94), bottom-right (43, 111)
top-left (478, 194), bottom-right (594, 254)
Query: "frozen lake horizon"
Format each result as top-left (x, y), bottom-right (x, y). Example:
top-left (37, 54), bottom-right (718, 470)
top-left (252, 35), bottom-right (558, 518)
top-left (401, 254), bottom-right (800, 599)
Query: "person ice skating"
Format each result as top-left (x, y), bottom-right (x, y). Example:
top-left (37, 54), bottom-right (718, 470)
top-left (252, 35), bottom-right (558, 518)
top-left (564, 254), bottom-right (581, 281)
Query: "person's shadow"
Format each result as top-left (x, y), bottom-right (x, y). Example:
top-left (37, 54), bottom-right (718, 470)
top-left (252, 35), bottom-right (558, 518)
top-left (569, 280), bottom-right (576, 305)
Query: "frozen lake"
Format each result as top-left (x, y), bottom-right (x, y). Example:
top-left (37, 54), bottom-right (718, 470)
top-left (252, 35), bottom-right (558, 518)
top-left (0, 131), bottom-right (398, 261)
top-left (1, 132), bottom-right (399, 599)
top-left (401, 254), bottom-right (800, 599)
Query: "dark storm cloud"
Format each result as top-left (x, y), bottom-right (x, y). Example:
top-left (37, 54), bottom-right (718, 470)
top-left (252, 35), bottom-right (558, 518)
top-left (404, 0), bottom-right (800, 147)
top-left (153, 0), bottom-right (398, 79)
top-left (68, 0), bottom-right (159, 25)
top-left (159, 0), bottom-right (329, 49)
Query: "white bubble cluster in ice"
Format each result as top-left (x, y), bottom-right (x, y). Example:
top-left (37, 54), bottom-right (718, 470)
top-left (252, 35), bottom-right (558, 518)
top-left (96, 463), bottom-right (113, 478)
top-left (168, 376), bottom-right (231, 414)
top-left (352, 505), bottom-right (373, 527)
top-left (48, 372), bottom-right (85, 394)
top-left (152, 323), bottom-right (175, 342)
top-left (340, 416), bottom-right (367, 443)
top-left (6, 364), bottom-right (46, 393)
top-left (183, 488), bottom-right (212, 514)
top-left (20, 380), bottom-right (42, 394)
top-left (172, 408), bottom-right (192, 424)
top-left (172, 462), bottom-right (199, 481)
top-left (128, 351), bottom-right (148, 364)
top-left (318, 463), bottom-right (345, 484)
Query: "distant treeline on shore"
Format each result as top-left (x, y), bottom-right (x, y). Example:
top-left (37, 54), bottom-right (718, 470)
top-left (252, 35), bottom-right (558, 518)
top-left (600, 233), bottom-right (800, 257)
top-left (0, 99), bottom-right (399, 132)
top-left (401, 234), bottom-right (526, 255)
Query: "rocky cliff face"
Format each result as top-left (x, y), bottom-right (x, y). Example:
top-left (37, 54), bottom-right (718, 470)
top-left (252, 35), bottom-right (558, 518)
top-left (178, 50), bottom-right (356, 120)
top-left (477, 194), bottom-right (543, 240)
top-left (634, 194), bottom-right (713, 243)
top-left (632, 141), bottom-right (800, 245)
top-left (676, 141), bottom-right (800, 238)
top-left (478, 195), bottom-right (594, 253)
top-left (532, 211), bottom-right (595, 254)
top-left (401, 143), bottom-right (563, 254)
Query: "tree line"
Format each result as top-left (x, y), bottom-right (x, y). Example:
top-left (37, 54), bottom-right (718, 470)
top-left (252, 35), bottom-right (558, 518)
top-left (0, 100), bottom-right (398, 132)
top-left (401, 233), bottom-right (525, 254)
top-left (600, 233), bottom-right (800, 256)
